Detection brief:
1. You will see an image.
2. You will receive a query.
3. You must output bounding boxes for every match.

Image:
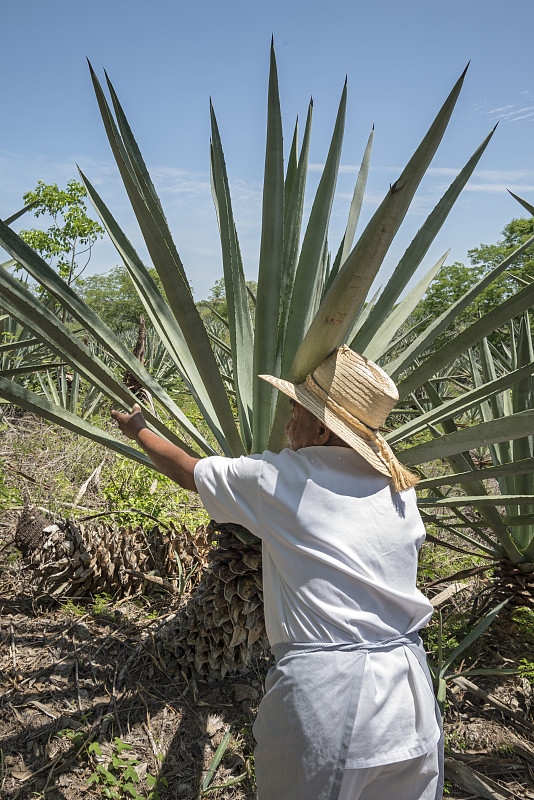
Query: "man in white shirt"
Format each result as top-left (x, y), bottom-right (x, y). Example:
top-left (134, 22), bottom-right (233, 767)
top-left (112, 346), bottom-right (443, 800)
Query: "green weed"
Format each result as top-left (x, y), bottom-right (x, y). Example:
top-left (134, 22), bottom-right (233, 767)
top-left (100, 457), bottom-right (209, 530)
top-left (60, 598), bottom-right (87, 616)
top-left (92, 592), bottom-right (115, 619)
top-left (519, 658), bottom-right (534, 686)
top-left (4, 547), bottom-right (22, 566)
top-left (87, 739), bottom-right (167, 800)
top-left (0, 470), bottom-right (21, 509)
top-left (512, 607), bottom-right (534, 639)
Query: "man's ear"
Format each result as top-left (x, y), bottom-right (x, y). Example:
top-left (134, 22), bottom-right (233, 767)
top-left (315, 423), bottom-right (332, 446)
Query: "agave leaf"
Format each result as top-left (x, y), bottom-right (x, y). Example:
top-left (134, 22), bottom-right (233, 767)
top-left (253, 42), bottom-right (285, 452)
top-left (325, 126), bottom-right (375, 295)
top-left (201, 728), bottom-right (233, 791)
top-left (0, 246), bottom-right (211, 456)
top-left (100, 67), bottom-right (188, 287)
top-left (206, 330), bottom-right (232, 356)
top-left (289, 65), bottom-right (469, 386)
top-left (523, 535), bottom-right (534, 561)
top-left (1, 363), bottom-right (62, 378)
top-left (419, 494), bottom-right (534, 508)
top-left (3, 200), bottom-right (39, 226)
top-left (511, 314), bottom-right (534, 547)
top-left (476, 341), bottom-right (512, 469)
top-left (448, 668), bottom-right (525, 679)
top-left (267, 85), bottom-right (346, 450)
top-left (210, 105), bottom-right (254, 450)
top-left (89, 63), bottom-right (244, 456)
top-left (417, 457), bottom-right (534, 490)
top-left (400, 409), bottom-right (534, 466)
top-left (0, 376), bottom-right (155, 468)
top-left (70, 369), bottom-right (80, 414)
top-left (474, 340), bottom-right (514, 510)
top-left (79, 169), bottom-right (228, 452)
top-left (343, 285), bottom-right (382, 346)
top-left (417, 378), bottom-right (519, 560)
top-left (201, 301), bottom-right (230, 329)
top-left (1, 259), bottom-right (17, 270)
top-left (104, 70), bottom-right (166, 221)
top-left (36, 372), bottom-right (55, 403)
top-left (352, 127), bottom-right (495, 355)
top-left (284, 117), bottom-right (299, 215)
top-left (281, 79), bottom-right (348, 377)
top-left (277, 100), bottom-right (313, 361)
top-left (418, 478), bottom-right (500, 550)
top-left (338, 126), bottom-right (374, 267)
top-left (396, 276), bottom-right (534, 398)
top-left (440, 598), bottom-right (510, 677)
top-left (508, 190), bottom-right (534, 217)
top-left (390, 232), bottom-right (534, 384)
top-left (59, 366), bottom-right (68, 408)
top-left (362, 252), bottom-right (449, 361)
top-left (418, 511), bottom-right (500, 556)
top-left (247, 284), bottom-right (257, 306)
top-left (388, 360), bottom-right (534, 445)
top-left (0, 337), bottom-right (40, 353)
top-left (502, 513), bottom-right (534, 526)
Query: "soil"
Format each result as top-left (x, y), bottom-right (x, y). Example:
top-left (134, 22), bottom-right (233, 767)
top-left (1, 515), bottom-right (534, 800)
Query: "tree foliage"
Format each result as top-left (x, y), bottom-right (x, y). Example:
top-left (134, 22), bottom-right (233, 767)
top-left (19, 180), bottom-right (104, 287)
top-left (79, 265), bottom-right (166, 334)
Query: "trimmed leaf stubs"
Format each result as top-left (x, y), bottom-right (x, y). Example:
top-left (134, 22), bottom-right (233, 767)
top-left (160, 522), bottom-right (268, 677)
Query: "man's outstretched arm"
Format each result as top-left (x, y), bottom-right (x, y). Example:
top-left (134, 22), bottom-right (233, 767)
top-left (111, 404), bottom-right (200, 492)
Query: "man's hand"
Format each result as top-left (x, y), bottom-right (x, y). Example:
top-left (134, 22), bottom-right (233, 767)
top-left (111, 403), bottom-right (147, 441)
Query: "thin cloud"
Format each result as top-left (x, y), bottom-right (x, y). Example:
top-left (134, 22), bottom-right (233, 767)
top-left (428, 167), bottom-right (534, 182)
top-left (308, 162), bottom-right (402, 176)
top-left (152, 167), bottom-right (211, 196)
top-left (464, 183), bottom-right (534, 194)
top-left (308, 162), bottom-right (367, 174)
top-left (486, 102), bottom-right (534, 123)
top-left (488, 105), bottom-right (515, 114)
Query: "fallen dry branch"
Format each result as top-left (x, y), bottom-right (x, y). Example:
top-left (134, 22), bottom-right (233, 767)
top-left (453, 676), bottom-right (534, 736)
top-left (444, 756), bottom-right (527, 800)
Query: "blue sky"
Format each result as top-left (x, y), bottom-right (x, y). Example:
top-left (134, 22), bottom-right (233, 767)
top-left (2, 0), bottom-right (533, 300)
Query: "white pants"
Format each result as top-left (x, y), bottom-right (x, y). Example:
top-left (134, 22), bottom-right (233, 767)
top-left (338, 743), bottom-right (443, 800)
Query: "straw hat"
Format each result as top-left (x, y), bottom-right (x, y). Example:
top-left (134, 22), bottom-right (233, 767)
top-left (260, 345), bottom-right (418, 492)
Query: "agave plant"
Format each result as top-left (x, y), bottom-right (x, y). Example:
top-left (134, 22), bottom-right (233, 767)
top-left (398, 309), bottom-right (534, 606)
top-left (2, 44), bottom-right (534, 672)
top-left (0, 314), bottom-right (59, 384)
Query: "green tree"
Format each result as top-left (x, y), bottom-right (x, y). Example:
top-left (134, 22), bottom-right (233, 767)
top-left (469, 216), bottom-right (534, 276)
top-left (19, 179), bottom-right (104, 287)
top-left (79, 265), bottom-right (166, 334)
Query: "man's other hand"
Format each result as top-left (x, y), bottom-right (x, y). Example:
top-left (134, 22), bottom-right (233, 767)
top-left (111, 403), bottom-right (147, 441)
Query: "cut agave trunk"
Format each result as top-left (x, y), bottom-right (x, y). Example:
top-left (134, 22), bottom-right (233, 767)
top-left (15, 506), bottom-right (211, 598)
top-left (160, 521), bottom-right (268, 677)
top-left (491, 561), bottom-right (534, 609)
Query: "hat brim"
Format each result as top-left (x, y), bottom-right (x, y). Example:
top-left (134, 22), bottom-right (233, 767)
top-left (259, 373), bottom-right (393, 479)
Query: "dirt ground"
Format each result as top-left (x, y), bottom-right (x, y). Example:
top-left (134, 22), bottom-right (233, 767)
top-left (2, 518), bottom-right (534, 800)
